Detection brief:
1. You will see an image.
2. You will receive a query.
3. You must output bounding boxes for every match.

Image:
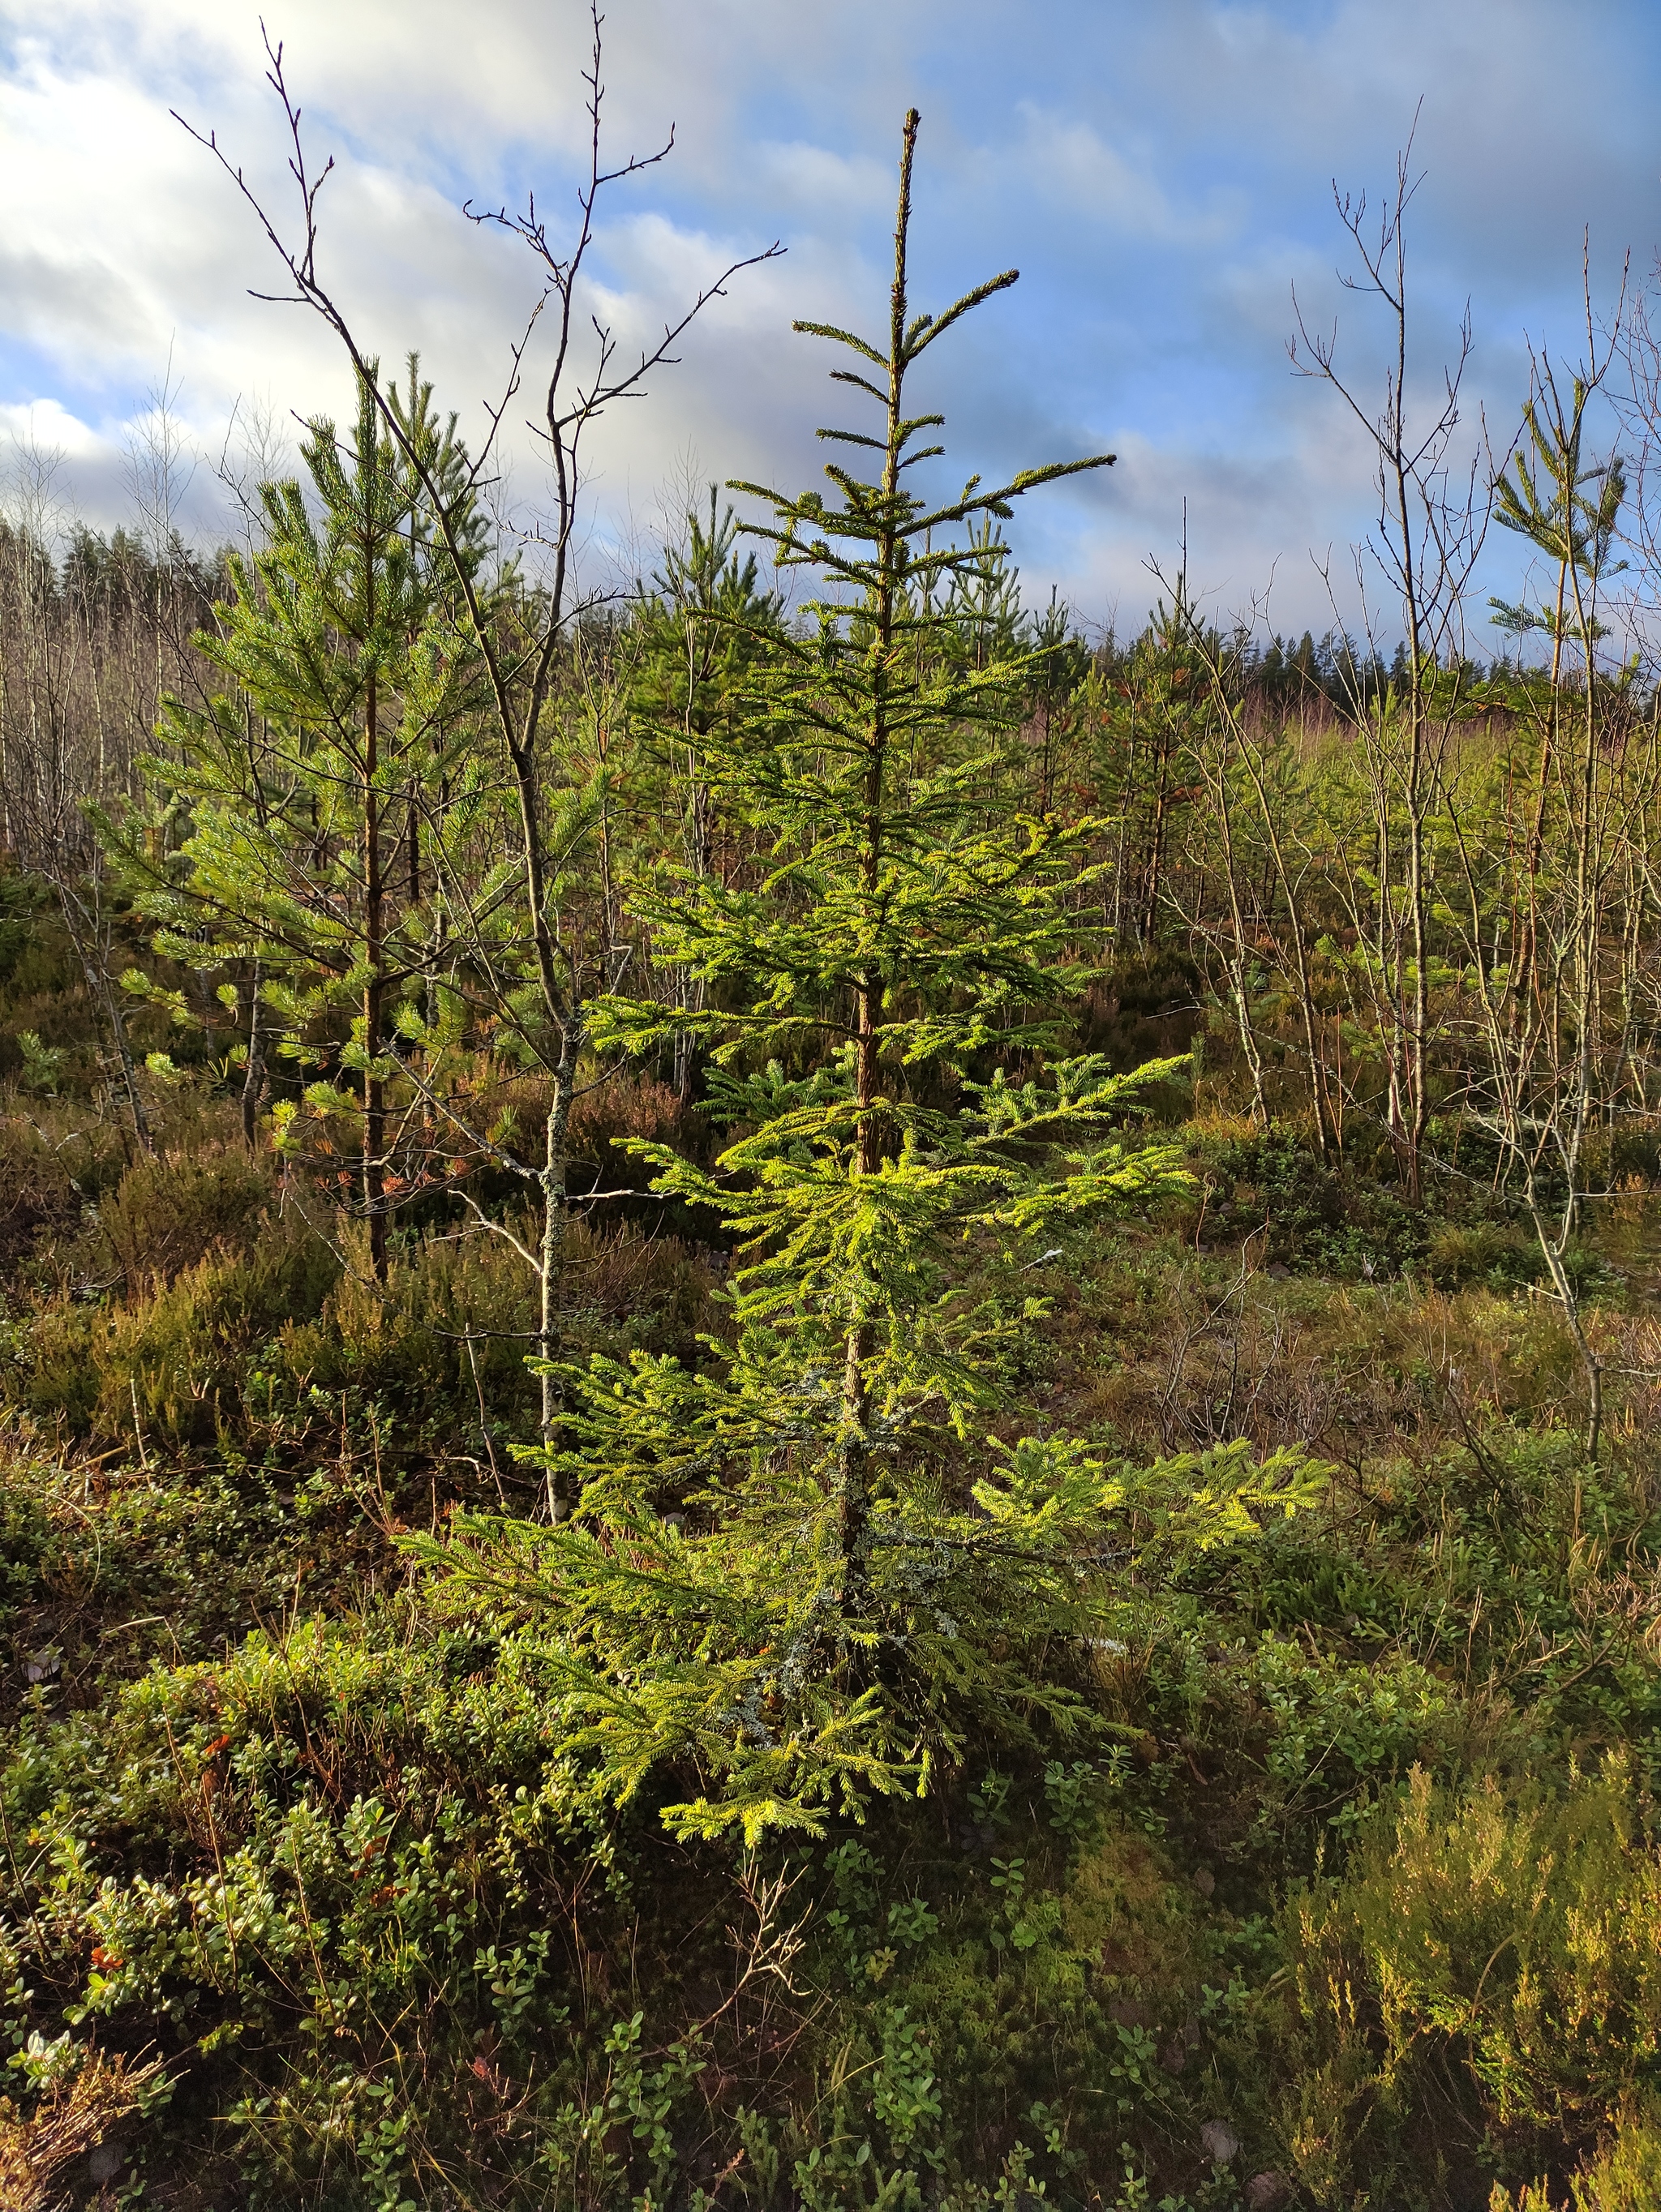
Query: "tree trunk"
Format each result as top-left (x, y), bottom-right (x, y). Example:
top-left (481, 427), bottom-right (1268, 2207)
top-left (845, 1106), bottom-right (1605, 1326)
top-left (835, 107), bottom-right (916, 1626)
top-left (241, 961), bottom-right (265, 1147)
top-left (540, 1023), bottom-right (578, 1518)
top-left (363, 668), bottom-right (388, 1281)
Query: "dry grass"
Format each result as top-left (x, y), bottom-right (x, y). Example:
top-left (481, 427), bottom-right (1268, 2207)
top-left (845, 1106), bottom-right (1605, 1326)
top-left (1041, 1237), bottom-right (1661, 1478)
top-left (0, 2048), bottom-right (167, 2212)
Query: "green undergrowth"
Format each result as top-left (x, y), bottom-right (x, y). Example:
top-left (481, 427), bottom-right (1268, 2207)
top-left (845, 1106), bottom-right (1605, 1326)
top-left (0, 1083), bottom-right (1658, 2208)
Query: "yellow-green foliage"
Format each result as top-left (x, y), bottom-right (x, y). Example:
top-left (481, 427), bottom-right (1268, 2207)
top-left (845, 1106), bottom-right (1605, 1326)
top-left (1281, 1760), bottom-right (1661, 2206)
top-left (12, 1210), bottom-right (337, 1442)
top-left (1490, 2102), bottom-right (1661, 2210)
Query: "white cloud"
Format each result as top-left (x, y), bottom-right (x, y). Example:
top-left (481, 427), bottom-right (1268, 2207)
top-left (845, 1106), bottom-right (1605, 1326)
top-left (1015, 106), bottom-right (1244, 248)
top-left (753, 141), bottom-right (894, 220)
top-left (0, 398), bottom-right (110, 464)
top-left (0, 0), bottom-right (1657, 632)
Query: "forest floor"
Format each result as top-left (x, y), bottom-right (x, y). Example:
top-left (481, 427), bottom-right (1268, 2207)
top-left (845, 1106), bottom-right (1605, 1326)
top-left (2, 939), bottom-right (1659, 2211)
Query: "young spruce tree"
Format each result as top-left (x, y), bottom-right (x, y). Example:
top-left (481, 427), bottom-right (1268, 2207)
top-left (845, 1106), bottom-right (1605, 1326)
top-left (425, 114), bottom-right (1318, 1842)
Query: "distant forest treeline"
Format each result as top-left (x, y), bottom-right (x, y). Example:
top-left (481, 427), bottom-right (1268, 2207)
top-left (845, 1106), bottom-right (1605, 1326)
top-left (2, 465), bottom-right (1656, 1250)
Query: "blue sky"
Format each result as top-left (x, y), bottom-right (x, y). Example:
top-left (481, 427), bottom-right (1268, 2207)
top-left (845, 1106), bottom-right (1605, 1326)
top-left (2, 0), bottom-right (1658, 643)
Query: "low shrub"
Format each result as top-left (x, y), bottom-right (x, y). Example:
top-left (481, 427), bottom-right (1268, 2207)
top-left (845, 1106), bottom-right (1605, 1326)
top-left (1278, 1760), bottom-right (1661, 2208)
top-left (97, 1136), bottom-right (276, 1289)
top-left (1491, 2101), bottom-right (1661, 2210)
top-left (4, 1210), bottom-right (340, 1446)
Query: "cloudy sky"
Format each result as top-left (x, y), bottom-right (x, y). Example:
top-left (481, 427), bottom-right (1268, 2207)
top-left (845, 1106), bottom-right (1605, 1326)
top-left (2, 0), bottom-right (1658, 643)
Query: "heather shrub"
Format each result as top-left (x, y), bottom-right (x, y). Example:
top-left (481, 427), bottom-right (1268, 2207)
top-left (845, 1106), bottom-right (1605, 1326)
top-left (96, 1134), bottom-right (276, 1288)
top-left (1491, 2103), bottom-right (1661, 2210)
top-left (0, 1114), bottom-right (82, 1272)
top-left (2, 1208), bottom-right (338, 1443)
top-left (0, 1101), bottom-right (129, 1279)
top-left (270, 1215), bottom-right (713, 1450)
top-left (1278, 1760), bottom-right (1661, 2208)
top-left (566, 1067), bottom-right (700, 1178)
